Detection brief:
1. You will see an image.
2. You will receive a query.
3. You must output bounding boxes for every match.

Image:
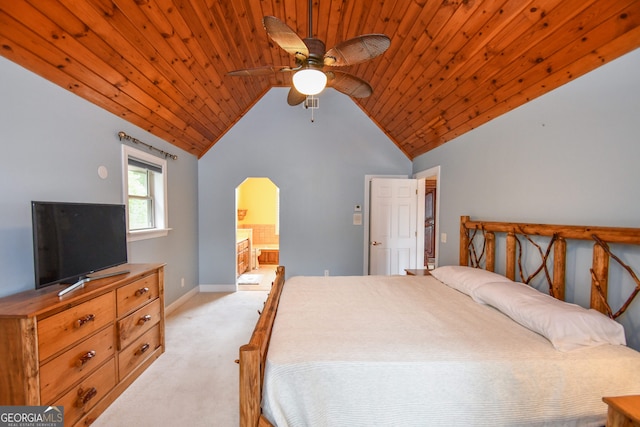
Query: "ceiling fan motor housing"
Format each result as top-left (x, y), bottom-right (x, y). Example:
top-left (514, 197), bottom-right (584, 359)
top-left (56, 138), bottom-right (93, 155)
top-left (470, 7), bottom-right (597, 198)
top-left (302, 38), bottom-right (327, 68)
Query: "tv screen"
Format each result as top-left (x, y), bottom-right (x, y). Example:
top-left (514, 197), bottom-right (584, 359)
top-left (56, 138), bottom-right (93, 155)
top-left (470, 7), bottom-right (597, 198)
top-left (32, 201), bottom-right (128, 289)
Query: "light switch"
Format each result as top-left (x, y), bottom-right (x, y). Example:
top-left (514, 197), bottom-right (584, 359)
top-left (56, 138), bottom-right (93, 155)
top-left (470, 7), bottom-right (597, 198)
top-left (353, 213), bottom-right (362, 225)
top-left (441, 233), bottom-right (447, 243)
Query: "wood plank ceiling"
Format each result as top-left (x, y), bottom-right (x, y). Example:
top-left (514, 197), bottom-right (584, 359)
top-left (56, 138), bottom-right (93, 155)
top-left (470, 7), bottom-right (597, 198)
top-left (1, 1), bottom-right (639, 159)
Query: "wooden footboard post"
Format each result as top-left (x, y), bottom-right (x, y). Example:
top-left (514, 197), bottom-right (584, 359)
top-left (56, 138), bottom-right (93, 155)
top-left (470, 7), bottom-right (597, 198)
top-left (239, 344), bottom-right (261, 427)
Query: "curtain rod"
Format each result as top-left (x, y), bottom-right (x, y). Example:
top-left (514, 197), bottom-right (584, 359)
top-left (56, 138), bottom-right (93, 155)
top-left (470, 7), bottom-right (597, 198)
top-left (117, 131), bottom-right (178, 160)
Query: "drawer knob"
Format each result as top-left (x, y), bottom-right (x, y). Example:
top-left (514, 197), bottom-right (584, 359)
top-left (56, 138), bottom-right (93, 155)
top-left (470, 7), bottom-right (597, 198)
top-left (74, 314), bottom-right (95, 329)
top-left (138, 314), bottom-right (152, 325)
top-left (136, 343), bottom-right (150, 355)
top-left (75, 350), bottom-right (97, 367)
top-left (75, 387), bottom-right (97, 407)
top-left (135, 287), bottom-right (150, 297)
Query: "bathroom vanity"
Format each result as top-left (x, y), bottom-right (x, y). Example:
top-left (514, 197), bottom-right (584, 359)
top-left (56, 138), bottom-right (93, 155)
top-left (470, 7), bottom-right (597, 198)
top-left (237, 238), bottom-right (250, 276)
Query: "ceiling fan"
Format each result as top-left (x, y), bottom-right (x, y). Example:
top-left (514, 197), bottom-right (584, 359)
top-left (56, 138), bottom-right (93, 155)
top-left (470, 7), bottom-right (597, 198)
top-left (228, 0), bottom-right (391, 106)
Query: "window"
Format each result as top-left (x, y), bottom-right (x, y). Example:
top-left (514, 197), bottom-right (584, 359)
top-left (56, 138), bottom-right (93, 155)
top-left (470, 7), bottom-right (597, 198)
top-left (122, 145), bottom-right (169, 241)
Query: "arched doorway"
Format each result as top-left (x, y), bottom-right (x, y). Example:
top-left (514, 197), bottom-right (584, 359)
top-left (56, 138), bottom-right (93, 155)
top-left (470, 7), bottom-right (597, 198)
top-left (235, 177), bottom-right (279, 290)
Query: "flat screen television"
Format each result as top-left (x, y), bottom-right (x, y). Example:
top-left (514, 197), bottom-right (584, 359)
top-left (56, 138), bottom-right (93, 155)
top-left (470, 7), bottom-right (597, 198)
top-left (32, 201), bottom-right (128, 290)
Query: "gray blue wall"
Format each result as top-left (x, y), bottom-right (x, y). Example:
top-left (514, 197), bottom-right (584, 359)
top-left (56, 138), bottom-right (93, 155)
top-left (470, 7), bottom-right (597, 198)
top-left (413, 49), bottom-right (640, 350)
top-left (0, 57), bottom-right (199, 306)
top-left (198, 88), bottom-right (412, 285)
top-left (1, 43), bottom-right (638, 349)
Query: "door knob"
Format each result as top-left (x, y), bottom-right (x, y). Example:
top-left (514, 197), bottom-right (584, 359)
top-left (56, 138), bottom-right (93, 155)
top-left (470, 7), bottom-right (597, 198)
top-left (371, 241), bottom-right (382, 246)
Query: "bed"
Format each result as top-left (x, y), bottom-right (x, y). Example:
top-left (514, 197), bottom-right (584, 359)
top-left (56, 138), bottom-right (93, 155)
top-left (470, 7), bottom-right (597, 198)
top-left (239, 216), bottom-right (640, 426)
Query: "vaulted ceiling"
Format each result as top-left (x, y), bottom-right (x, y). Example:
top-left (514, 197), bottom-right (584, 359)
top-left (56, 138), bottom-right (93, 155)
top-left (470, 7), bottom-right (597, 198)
top-left (1, 1), bottom-right (639, 159)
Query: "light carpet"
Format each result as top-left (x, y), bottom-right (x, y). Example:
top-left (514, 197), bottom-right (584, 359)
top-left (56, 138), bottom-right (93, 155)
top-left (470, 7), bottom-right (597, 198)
top-left (92, 290), bottom-right (269, 427)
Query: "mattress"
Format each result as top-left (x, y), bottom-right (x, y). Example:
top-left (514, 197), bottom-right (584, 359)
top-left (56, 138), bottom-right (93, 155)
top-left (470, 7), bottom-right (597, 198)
top-left (262, 275), bottom-right (640, 426)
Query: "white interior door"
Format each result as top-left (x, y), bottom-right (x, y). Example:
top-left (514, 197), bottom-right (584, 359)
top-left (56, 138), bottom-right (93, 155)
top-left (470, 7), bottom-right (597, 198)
top-left (369, 178), bottom-right (418, 275)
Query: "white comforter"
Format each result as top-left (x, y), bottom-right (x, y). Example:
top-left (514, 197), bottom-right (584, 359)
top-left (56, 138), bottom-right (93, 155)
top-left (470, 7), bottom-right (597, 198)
top-left (262, 275), bottom-right (640, 426)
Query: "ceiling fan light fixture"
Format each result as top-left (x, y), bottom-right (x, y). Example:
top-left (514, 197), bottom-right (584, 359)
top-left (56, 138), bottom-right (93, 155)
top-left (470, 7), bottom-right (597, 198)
top-left (293, 68), bottom-right (327, 95)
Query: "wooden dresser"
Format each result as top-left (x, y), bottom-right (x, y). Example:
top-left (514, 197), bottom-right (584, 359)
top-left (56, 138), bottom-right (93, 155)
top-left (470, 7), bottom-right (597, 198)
top-left (0, 263), bottom-right (165, 426)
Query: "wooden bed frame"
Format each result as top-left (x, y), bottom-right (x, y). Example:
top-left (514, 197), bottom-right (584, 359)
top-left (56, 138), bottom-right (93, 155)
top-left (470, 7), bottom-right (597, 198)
top-left (239, 265), bottom-right (285, 427)
top-left (239, 217), bottom-right (640, 427)
top-left (459, 216), bottom-right (640, 318)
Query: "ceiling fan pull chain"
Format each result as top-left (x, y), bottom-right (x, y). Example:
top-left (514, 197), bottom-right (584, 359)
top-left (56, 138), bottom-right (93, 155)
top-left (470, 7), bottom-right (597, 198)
top-left (311, 95), bottom-right (315, 123)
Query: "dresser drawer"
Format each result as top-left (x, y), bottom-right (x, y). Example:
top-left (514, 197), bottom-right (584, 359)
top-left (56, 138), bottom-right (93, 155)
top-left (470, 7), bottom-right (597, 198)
top-left (116, 273), bottom-right (159, 317)
top-left (53, 358), bottom-right (116, 426)
top-left (38, 292), bottom-right (116, 361)
top-left (117, 298), bottom-right (161, 349)
top-left (118, 324), bottom-right (161, 381)
top-left (40, 326), bottom-right (115, 404)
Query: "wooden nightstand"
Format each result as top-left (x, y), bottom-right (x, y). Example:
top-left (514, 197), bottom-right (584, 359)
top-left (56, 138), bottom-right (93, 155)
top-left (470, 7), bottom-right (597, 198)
top-left (404, 269), bottom-right (431, 276)
top-left (603, 395), bottom-right (640, 427)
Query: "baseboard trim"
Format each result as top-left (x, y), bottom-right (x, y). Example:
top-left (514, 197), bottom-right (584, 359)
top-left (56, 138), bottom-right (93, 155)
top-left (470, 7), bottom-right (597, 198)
top-left (165, 286), bottom-right (199, 316)
top-left (199, 284), bottom-right (237, 293)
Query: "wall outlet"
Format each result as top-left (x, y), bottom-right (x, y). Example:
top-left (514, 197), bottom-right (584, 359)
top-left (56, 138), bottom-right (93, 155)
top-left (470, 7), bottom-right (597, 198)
top-left (181, 277), bottom-right (185, 288)
top-left (324, 270), bottom-right (329, 277)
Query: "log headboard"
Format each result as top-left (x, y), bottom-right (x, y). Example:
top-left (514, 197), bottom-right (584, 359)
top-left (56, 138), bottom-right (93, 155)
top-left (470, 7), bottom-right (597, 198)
top-left (459, 216), bottom-right (640, 319)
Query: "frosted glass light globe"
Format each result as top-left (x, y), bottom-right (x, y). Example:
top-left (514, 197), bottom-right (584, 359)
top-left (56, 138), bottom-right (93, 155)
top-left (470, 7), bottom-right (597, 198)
top-left (292, 69), bottom-right (327, 95)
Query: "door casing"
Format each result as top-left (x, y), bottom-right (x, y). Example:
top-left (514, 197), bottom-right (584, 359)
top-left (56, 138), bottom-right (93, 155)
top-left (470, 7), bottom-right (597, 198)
top-left (363, 167), bottom-right (441, 275)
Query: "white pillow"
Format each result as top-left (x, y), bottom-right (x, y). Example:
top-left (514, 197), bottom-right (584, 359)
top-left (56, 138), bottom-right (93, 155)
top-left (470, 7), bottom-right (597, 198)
top-left (470, 281), bottom-right (627, 351)
top-left (430, 265), bottom-right (513, 296)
